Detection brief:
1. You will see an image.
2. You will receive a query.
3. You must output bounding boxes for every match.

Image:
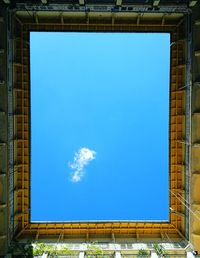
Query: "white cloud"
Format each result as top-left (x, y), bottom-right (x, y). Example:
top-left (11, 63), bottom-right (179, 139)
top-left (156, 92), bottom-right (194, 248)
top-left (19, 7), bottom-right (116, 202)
top-left (69, 147), bottom-right (96, 182)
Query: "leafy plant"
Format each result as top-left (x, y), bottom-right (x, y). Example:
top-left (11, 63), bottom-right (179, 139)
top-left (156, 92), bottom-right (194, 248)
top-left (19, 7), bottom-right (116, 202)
top-left (33, 243), bottom-right (48, 256)
top-left (138, 249), bottom-right (150, 257)
top-left (86, 242), bottom-right (104, 257)
top-left (8, 240), bottom-right (33, 256)
top-left (33, 242), bottom-right (74, 256)
top-left (57, 245), bottom-right (74, 255)
top-left (153, 243), bottom-right (166, 257)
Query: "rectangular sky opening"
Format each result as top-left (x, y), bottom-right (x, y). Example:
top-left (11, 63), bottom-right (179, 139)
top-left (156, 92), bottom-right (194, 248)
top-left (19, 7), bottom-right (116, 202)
top-left (30, 32), bottom-right (170, 222)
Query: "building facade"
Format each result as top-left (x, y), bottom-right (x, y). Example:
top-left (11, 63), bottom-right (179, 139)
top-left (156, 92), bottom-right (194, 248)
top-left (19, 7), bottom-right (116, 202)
top-left (0, 0), bottom-right (200, 256)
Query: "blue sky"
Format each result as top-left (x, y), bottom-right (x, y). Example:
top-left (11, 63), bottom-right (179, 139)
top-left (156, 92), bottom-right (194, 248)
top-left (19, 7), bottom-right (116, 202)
top-left (30, 32), bottom-right (170, 221)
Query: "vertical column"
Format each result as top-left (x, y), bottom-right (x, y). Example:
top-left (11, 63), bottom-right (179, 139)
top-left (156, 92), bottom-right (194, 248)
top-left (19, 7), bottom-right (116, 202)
top-left (185, 12), bottom-right (192, 242)
top-left (115, 251), bottom-right (121, 258)
top-left (12, 13), bottom-right (25, 236)
top-left (79, 251), bottom-right (85, 258)
top-left (0, 5), bottom-right (8, 256)
top-left (187, 251), bottom-right (195, 258)
top-left (190, 4), bottom-right (200, 254)
top-left (170, 21), bottom-right (185, 233)
top-left (7, 7), bottom-right (14, 245)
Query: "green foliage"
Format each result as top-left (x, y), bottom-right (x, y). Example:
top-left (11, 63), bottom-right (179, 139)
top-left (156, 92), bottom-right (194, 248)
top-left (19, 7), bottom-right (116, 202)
top-left (138, 249), bottom-right (150, 257)
top-left (33, 242), bottom-right (74, 256)
top-left (57, 245), bottom-right (74, 255)
top-left (8, 240), bottom-right (167, 258)
top-left (86, 242), bottom-right (104, 257)
top-left (8, 240), bottom-right (33, 256)
top-left (153, 243), bottom-right (166, 257)
top-left (33, 243), bottom-right (48, 255)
